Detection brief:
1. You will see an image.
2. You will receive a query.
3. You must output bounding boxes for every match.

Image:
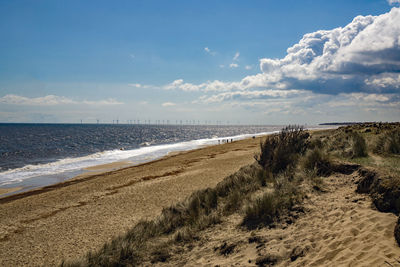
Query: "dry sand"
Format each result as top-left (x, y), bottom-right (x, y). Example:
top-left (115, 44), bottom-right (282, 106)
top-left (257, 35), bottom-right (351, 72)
top-left (0, 137), bottom-right (262, 266)
top-left (159, 169), bottom-right (400, 266)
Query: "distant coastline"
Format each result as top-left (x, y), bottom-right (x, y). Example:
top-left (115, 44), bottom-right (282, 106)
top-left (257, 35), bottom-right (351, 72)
top-left (320, 122), bottom-right (375, 126)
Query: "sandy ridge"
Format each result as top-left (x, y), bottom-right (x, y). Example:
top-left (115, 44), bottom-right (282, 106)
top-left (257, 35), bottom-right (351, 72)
top-left (158, 169), bottom-right (400, 266)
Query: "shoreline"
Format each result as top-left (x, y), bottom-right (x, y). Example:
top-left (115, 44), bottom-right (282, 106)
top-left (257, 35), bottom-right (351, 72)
top-left (0, 128), bottom-right (334, 200)
top-left (0, 131), bottom-right (276, 200)
top-left (0, 126), bottom-right (334, 198)
top-left (0, 142), bottom-right (232, 204)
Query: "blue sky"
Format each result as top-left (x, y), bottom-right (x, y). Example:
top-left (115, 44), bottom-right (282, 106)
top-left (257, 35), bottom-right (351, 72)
top-left (0, 0), bottom-right (399, 124)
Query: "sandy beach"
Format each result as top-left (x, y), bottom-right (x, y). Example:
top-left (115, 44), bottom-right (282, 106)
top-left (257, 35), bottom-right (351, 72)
top-left (2, 127), bottom-right (400, 267)
top-left (0, 136), bottom-right (262, 266)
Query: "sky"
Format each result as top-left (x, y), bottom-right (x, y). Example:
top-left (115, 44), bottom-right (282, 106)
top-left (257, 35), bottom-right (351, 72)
top-left (0, 0), bottom-right (399, 124)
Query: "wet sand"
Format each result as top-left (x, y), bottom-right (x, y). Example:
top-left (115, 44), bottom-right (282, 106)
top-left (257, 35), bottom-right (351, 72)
top-left (0, 187), bottom-right (22, 195)
top-left (0, 136), bottom-right (263, 266)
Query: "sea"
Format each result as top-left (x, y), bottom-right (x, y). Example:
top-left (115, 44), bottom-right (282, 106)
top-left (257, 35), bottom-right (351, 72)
top-left (0, 123), bottom-right (331, 193)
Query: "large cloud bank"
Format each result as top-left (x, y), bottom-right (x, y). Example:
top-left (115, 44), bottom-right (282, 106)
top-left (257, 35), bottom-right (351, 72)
top-left (167, 8), bottom-right (400, 96)
top-left (259, 7), bottom-right (400, 94)
top-left (160, 8), bottom-right (400, 121)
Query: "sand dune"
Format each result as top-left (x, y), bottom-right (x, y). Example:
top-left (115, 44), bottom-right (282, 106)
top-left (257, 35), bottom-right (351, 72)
top-left (159, 170), bottom-right (400, 266)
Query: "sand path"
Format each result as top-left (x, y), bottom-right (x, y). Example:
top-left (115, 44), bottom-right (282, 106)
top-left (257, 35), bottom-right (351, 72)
top-left (0, 137), bottom-right (261, 266)
top-left (162, 170), bottom-right (400, 266)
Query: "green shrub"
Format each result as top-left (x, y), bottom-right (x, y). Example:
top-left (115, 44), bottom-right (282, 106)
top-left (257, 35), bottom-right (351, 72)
top-left (255, 125), bottom-right (309, 174)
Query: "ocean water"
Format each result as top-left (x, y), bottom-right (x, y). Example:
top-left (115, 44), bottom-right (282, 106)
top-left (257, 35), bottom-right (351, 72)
top-left (0, 123), bottom-right (330, 190)
top-left (0, 124), bottom-right (280, 187)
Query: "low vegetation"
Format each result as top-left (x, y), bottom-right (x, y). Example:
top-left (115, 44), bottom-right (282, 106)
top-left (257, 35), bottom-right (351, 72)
top-left (243, 174), bottom-right (302, 229)
top-left (373, 127), bottom-right (400, 155)
top-left (351, 132), bottom-right (368, 158)
top-left (63, 123), bottom-right (400, 266)
top-left (301, 148), bottom-right (332, 177)
top-left (255, 125), bottom-right (309, 174)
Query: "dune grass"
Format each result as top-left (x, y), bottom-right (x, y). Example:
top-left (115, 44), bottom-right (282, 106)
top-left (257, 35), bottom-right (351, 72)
top-left (255, 125), bottom-right (309, 174)
top-left (301, 148), bottom-right (333, 176)
top-left (373, 127), bottom-right (400, 155)
top-left (242, 174), bottom-right (303, 229)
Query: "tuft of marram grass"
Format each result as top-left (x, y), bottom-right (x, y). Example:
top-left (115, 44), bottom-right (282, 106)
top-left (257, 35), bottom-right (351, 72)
top-left (242, 174), bottom-right (302, 229)
top-left (373, 127), bottom-right (400, 155)
top-left (351, 132), bottom-right (368, 158)
top-left (255, 125), bottom-right (309, 174)
top-left (302, 148), bottom-right (333, 176)
top-left (325, 128), bottom-right (368, 159)
top-left (243, 192), bottom-right (277, 228)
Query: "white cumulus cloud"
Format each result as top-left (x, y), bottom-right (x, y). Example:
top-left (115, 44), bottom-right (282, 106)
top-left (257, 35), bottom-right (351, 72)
top-left (257, 8), bottom-right (400, 94)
